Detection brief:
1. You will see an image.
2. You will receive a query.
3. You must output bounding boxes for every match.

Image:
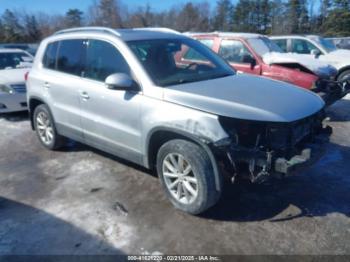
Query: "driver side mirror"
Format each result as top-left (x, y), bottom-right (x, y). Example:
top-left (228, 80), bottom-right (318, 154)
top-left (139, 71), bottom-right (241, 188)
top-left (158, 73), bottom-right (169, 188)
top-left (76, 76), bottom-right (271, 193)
top-left (311, 49), bottom-right (321, 58)
top-left (105, 73), bottom-right (139, 91)
top-left (242, 54), bottom-right (256, 69)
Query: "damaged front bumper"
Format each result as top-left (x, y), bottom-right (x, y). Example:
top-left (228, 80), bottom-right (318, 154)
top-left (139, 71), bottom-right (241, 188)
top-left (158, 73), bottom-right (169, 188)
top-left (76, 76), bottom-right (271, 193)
top-left (314, 77), bottom-right (350, 106)
top-left (214, 113), bottom-right (332, 183)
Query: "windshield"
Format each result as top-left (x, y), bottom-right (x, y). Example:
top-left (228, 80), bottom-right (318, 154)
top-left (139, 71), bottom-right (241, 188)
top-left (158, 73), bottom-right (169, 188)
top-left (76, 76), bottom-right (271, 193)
top-left (0, 52), bottom-right (33, 70)
top-left (127, 38), bottom-right (235, 87)
top-left (247, 37), bottom-right (283, 56)
top-left (315, 37), bottom-right (337, 53)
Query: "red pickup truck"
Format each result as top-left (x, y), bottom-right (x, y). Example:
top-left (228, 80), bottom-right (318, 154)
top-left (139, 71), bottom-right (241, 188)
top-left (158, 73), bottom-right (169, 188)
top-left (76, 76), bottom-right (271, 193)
top-left (187, 32), bottom-right (349, 105)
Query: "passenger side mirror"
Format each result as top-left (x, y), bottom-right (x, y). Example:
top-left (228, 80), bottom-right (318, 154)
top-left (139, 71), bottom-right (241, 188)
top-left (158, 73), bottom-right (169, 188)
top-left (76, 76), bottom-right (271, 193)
top-left (242, 54), bottom-right (256, 69)
top-left (105, 73), bottom-right (138, 91)
top-left (311, 49), bottom-right (321, 58)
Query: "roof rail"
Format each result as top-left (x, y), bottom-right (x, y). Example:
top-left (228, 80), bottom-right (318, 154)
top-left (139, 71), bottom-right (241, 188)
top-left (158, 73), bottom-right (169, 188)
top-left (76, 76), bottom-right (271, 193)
top-left (54, 27), bottom-right (121, 37)
top-left (132, 27), bottom-right (180, 34)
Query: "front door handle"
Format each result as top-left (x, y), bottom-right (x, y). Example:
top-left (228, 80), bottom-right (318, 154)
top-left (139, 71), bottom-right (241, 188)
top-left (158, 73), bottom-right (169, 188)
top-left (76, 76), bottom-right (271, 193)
top-left (44, 82), bottom-right (50, 89)
top-left (80, 91), bottom-right (90, 100)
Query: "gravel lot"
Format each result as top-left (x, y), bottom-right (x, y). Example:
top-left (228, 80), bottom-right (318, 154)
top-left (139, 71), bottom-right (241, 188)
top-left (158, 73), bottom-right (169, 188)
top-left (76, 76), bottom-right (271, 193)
top-left (0, 96), bottom-right (350, 255)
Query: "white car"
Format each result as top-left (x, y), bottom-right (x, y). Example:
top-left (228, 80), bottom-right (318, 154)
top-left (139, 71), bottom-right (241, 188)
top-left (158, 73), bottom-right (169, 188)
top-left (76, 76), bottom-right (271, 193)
top-left (270, 35), bottom-right (350, 81)
top-left (0, 49), bottom-right (33, 113)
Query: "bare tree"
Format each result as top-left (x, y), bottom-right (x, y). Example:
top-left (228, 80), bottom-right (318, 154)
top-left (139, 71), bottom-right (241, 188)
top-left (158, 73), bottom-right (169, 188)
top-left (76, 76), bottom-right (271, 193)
top-left (88, 0), bottom-right (123, 28)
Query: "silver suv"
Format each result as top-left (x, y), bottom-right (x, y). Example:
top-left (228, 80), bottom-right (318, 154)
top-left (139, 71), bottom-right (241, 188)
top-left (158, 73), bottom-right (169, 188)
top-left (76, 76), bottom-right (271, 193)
top-left (27, 27), bottom-right (330, 214)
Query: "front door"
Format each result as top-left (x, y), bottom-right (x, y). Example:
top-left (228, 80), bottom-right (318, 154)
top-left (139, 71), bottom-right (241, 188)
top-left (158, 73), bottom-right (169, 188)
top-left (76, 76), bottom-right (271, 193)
top-left (79, 39), bottom-right (143, 163)
top-left (218, 39), bottom-right (261, 75)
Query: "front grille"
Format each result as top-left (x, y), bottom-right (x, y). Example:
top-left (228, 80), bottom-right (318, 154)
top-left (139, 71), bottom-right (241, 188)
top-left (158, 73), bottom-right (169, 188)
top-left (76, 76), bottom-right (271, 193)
top-left (10, 84), bottom-right (26, 93)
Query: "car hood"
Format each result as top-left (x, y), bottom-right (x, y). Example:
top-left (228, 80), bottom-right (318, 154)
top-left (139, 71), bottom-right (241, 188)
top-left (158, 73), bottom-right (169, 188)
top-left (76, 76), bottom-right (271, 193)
top-left (163, 75), bottom-right (324, 122)
top-left (263, 52), bottom-right (337, 78)
top-left (323, 49), bottom-right (350, 66)
top-left (0, 68), bottom-right (28, 84)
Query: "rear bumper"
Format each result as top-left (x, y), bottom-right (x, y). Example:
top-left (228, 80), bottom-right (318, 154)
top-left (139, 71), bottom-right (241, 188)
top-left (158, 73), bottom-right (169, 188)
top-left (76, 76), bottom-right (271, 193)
top-left (0, 93), bottom-right (28, 113)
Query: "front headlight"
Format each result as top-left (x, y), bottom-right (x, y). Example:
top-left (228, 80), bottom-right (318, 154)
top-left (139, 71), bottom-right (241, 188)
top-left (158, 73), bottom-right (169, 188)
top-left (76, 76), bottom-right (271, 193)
top-left (0, 84), bottom-right (14, 94)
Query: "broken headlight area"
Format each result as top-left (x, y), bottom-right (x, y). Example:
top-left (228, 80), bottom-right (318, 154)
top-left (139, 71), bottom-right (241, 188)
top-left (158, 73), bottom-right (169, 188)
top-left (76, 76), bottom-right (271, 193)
top-left (213, 111), bottom-right (332, 184)
top-left (312, 77), bottom-right (350, 106)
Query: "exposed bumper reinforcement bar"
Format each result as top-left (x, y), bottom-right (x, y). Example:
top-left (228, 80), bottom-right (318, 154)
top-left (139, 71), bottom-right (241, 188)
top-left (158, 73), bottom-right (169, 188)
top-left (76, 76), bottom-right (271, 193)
top-left (275, 148), bottom-right (311, 175)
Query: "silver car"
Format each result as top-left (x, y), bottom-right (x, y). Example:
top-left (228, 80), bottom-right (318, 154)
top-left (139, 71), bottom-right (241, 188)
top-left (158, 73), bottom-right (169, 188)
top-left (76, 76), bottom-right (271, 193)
top-left (0, 49), bottom-right (33, 113)
top-left (27, 27), bottom-right (330, 214)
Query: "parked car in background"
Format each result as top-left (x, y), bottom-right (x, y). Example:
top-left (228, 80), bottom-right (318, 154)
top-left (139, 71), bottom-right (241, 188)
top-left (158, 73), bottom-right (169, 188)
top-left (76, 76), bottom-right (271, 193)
top-left (0, 43), bottom-right (39, 56)
top-left (0, 49), bottom-right (33, 113)
top-left (326, 37), bottom-right (350, 50)
top-left (27, 27), bottom-right (331, 214)
top-left (270, 35), bottom-right (350, 81)
top-left (187, 32), bottom-right (349, 105)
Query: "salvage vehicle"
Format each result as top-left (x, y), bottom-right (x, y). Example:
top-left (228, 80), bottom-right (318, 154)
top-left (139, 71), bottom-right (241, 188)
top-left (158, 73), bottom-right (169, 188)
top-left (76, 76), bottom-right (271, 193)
top-left (0, 49), bottom-right (33, 113)
top-left (270, 35), bottom-right (350, 81)
top-left (27, 27), bottom-right (331, 214)
top-left (0, 43), bottom-right (39, 56)
top-left (187, 32), bottom-right (350, 106)
top-left (326, 37), bottom-right (350, 51)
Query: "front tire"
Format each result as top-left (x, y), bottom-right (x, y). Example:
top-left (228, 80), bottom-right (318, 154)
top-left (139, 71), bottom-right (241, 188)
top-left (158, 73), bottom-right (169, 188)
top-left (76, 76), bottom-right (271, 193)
top-left (337, 69), bottom-right (350, 82)
top-left (157, 139), bottom-right (221, 215)
top-left (33, 104), bottom-right (65, 150)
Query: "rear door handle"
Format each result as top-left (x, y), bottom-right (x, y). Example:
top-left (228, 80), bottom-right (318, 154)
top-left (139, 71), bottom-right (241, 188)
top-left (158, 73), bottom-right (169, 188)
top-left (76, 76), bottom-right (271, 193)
top-left (80, 91), bottom-right (90, 100)
top-left (44, 82), bottom-right (50, 89)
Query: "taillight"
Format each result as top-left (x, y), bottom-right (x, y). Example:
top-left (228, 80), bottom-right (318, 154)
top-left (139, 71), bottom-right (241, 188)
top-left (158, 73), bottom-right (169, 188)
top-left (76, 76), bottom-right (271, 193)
top-left (24, 71), bottom-right (29, 81)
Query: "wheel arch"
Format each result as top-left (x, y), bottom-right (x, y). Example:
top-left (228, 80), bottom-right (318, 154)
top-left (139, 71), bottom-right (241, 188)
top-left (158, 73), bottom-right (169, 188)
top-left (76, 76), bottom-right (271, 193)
top-left (29, 96), bottom-right (47, 130)
top-left (145, 127), bottom-right (223, 191)
top-left (337, 66), bottom-right (350, 80)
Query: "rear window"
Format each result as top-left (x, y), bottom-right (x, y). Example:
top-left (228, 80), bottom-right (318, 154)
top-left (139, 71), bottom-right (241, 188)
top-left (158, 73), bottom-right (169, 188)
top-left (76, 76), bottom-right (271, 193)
top-left (56, 40), bottom-right (86, 76)
top-left (43, 42), bottom-right (59, 69)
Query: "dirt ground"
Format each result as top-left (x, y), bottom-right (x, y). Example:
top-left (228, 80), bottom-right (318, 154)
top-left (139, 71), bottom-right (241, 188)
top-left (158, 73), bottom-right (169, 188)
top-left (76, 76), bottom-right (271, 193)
top-left (0, 96), bottom-right (350, 255)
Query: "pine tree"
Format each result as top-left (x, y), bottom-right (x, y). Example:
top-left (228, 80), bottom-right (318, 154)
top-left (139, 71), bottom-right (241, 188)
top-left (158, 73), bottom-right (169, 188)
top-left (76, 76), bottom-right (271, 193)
top-left (323, 0), bottom-right (350, 36)
top-left (213, 0), bottom-right (234, 31)
top-left (286, 0), bottom-right (309, 33)
top-left (65, 9), bottom-right (84, 28)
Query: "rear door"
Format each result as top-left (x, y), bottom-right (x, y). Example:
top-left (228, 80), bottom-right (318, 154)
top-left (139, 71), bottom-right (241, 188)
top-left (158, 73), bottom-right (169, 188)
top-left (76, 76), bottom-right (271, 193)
top-left (79, 39), bottom-right (143, 162)
top-left (218, 39), bottom-right (261, 75)
top-left (41, 39), bottom-right (86, 140)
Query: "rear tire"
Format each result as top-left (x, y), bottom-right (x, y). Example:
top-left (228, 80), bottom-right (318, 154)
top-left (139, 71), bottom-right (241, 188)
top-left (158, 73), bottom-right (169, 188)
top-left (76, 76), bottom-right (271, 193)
top-left (33, 104), bottom-right (65, 150)
top-left (157, 139), bottom-right (221, 215)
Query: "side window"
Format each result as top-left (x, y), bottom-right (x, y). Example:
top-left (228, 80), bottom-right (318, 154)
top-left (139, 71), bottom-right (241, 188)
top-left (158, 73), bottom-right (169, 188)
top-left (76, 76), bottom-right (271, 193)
top-left (85, 40), bottom-right (130, 82)
top-left (218, 40), bottom-right (253, 64)
top-left (183, 39), bottom-right (214, 61)
top-left (57, 39), bottom-right (86, 76)
top-left (199, 39), bottom-right (214, 48)
top-left (43, 42), bottom-right (59, 69)
top-left (292, 39), bottom-right (320, 54)
top-left (273, 39), bottom-right (287, 52)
